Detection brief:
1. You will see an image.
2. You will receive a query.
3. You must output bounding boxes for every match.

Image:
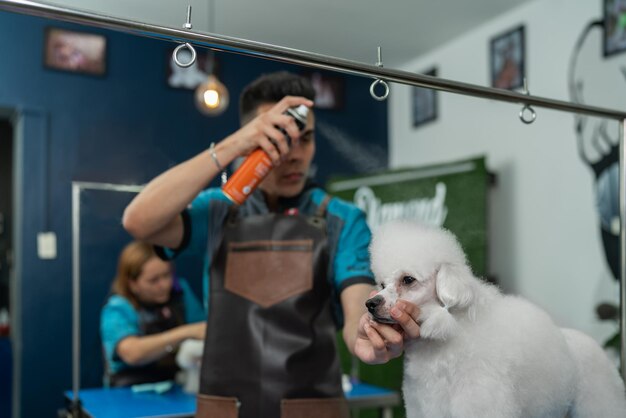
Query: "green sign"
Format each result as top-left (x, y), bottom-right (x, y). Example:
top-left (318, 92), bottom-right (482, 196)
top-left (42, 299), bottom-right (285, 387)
top-left (328, 155), bottom-right (489, 276)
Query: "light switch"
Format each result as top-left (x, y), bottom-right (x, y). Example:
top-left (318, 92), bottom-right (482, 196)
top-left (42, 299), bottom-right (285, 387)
top-left (37, 232), bottom-right (57, 260)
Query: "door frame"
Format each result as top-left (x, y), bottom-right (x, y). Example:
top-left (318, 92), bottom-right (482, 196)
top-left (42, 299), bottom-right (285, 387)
top-left (0, 106), bottom-right (18, 418)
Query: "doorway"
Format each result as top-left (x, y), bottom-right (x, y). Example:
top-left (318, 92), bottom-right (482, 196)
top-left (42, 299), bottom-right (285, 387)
top-left (0, 117), bottom-right (13, 418)
top-left (0, 119), bottom-right (12, 314)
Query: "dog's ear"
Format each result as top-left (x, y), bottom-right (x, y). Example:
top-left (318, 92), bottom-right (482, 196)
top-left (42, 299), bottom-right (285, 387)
top-left (419, 264), bottom-right (474, 341)
top-left (435, 263), bottom-right (474, 310)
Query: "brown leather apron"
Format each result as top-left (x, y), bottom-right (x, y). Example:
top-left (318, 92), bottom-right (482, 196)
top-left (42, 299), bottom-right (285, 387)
top-left (196, 197), bottom-right (349, 418)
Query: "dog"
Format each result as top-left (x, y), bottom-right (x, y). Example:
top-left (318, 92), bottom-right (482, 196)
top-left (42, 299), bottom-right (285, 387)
top-left (365, 220), bottom-right (626, 418)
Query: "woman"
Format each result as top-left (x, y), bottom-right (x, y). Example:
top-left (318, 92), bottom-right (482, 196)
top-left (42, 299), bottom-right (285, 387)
top-left (100, 241), bottom-right (206, 387)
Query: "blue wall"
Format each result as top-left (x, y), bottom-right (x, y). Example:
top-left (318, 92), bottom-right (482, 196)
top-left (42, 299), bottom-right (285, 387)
top-left (0, 10), bottom-right (387, 418)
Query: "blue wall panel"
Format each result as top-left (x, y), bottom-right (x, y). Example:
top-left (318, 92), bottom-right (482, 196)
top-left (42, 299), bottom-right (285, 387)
top-left (0, 10), bottom-right (387, 417)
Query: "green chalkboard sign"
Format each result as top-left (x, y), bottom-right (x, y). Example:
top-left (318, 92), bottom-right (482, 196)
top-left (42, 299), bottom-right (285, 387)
top-left (328, 155), bottom-right (489, 276)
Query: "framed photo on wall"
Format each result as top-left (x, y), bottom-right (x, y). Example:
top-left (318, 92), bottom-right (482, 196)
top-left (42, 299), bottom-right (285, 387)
top-left (604, 0), bottom-right (626, 57)
top-left (490, 25), bottom-right (525, 90)
top-left (412, 67), bottom-right (438, 128)
top-left (302, 72), bottom-right (345, 110)
top-left (44, 27), bottom-right (107, 76)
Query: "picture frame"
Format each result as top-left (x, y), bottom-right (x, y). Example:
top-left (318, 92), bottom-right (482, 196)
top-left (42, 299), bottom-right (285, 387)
top-left (44, 27), bottom-right (107, 76)
top-left (489, 25), bottom-right (525, 90)
top-left (412, 67), bottom-right (438, 128)
top-left (302, 71), bottom-right (345, 110)
top-left (166, 48), bottom-right (217, 90)
top-left (604, 0), bottom-right (626, 57)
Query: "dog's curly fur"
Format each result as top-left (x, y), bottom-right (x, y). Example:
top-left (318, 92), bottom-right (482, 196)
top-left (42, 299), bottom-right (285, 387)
top-left (366, 221), bottom-right (626, 418)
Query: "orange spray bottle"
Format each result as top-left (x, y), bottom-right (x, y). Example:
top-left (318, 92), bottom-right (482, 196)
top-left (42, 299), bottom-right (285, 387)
top-left (222, 105), bottom-right (309, 204)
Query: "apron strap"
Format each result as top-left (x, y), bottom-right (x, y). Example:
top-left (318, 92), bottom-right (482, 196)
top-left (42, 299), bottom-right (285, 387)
top-left (226, 204), bottom-right (239, 226)
top-left (315, 194), bottom-right (331, 218)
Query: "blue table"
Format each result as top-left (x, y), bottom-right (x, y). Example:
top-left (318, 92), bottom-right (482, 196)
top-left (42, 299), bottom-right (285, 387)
top-left (65, 381), bottom-right (401, 418)
top-left (65, 385), bottom-right (195, 418)
top-left (346, 381), bottom-right (401, 418)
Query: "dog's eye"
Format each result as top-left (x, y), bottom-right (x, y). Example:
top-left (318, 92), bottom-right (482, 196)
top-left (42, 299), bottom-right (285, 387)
top-left (380, 283), bottom-right (386, 290)
top-left (402, 276), bottom-right (416, 285)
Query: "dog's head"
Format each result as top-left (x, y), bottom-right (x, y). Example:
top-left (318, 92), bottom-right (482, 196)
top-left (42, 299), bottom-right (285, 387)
top-left (365, 221), bottom-right (475, 340)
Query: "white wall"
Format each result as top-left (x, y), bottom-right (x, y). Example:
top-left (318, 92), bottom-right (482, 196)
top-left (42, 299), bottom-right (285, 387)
top-left (390, 0), bottom-right (624, 344)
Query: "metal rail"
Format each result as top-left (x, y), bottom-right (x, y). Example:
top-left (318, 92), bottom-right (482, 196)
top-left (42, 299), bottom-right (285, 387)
top-left (1, 0), bottom-right (626, 120)
top-left (619, 119), bottom-right (626, 382)
top-left (2, 0), bottom-right (626, 398)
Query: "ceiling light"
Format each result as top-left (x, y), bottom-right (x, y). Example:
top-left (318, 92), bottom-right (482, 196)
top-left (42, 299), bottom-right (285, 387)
top-left (194, 0), bottom-right (228, 116)
top-left (195, 72), bottom-right (229, 115)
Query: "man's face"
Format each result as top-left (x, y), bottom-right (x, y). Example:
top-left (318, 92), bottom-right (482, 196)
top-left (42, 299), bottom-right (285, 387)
top-left (256, 102), bottom-right (316, 198)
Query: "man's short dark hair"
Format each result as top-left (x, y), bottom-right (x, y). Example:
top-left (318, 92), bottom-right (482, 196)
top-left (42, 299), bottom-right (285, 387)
top-left (239, 71), bottom-right (316, 125)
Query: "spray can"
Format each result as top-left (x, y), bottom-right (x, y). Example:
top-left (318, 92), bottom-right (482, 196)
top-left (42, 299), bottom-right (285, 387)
top-left (222, 104), bottom-right (309, 204)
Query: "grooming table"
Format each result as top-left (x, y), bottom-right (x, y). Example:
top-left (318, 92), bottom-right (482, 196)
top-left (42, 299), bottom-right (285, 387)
top-left (64, 381), bottom-right (401, 418)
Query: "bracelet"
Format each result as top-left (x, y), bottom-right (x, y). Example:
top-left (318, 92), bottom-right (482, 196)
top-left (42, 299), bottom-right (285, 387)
top-left (209, 142), bottom-right (224, 171)
top-left (209, 142), bottom-right (228, 185)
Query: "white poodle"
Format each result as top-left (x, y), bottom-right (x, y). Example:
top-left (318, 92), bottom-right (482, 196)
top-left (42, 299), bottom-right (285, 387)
top-left (366, 220), bottom-right (626, 418)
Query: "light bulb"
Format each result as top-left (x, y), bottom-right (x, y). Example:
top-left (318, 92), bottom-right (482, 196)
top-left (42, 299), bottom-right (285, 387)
top-left (204, 89), bottom-right (220, 108)
top-left (195, 74), bottom-right (229, 116)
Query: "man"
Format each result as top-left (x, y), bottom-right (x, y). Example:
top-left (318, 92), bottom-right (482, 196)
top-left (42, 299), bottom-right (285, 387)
top-left (123, 71), bottom-right (419, 418)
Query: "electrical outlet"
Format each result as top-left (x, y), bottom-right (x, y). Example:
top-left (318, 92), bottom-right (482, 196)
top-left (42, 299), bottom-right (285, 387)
top-left (37, 232), bottom-right (57, 260)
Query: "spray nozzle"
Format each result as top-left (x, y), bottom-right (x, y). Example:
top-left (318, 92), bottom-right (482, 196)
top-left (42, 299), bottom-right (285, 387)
top-left (281, 105), bottom-right (309, 145)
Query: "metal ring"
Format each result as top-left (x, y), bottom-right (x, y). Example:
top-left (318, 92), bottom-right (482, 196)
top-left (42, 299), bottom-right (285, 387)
top-left (173, 43), bottom-right (197, 68)
top-left (369, 79), bottom-right (390, 101)
top-left (519, 105), bottom-right (536, 124)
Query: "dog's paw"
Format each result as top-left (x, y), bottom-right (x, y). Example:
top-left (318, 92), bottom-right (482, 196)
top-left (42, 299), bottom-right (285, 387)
top-left (419, 305), bottom-right (460, 340)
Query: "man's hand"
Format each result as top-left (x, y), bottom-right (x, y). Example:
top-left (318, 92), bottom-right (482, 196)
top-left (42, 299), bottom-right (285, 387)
top-left (224, 96), bottom-right (313, 165)
top-left (353, 296), bottom-right (421, 365)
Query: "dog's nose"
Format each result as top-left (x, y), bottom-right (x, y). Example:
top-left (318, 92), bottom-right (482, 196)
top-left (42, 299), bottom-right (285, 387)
top-left (365, 295), bottom-right (383, 313)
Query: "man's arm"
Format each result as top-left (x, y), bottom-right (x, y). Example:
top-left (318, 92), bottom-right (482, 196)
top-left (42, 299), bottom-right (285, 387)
top-left (122, 147), bottom-right (233, 249)
top-left (341, 283), bottom-right (375, 355)
top-left (123, 96), bottom-right (313, 248)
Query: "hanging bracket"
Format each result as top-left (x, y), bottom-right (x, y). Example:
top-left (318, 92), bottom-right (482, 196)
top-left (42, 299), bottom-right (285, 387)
top-left (370, 47), bottom-right (390, 101)
top-left (519, 78), bottom-right (537, 124)
top-left (173, 5), bottom-right (197, 68)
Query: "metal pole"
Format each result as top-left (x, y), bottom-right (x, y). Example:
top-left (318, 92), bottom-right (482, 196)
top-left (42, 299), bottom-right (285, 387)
top-left (619, 119), bottom-right (626, 382)
top-left (1, 0), bottom-right (626, 120)
top-left (68, 182), bottom-right (143, 413)
top-left (71, 183), bottom-right (81, 414)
